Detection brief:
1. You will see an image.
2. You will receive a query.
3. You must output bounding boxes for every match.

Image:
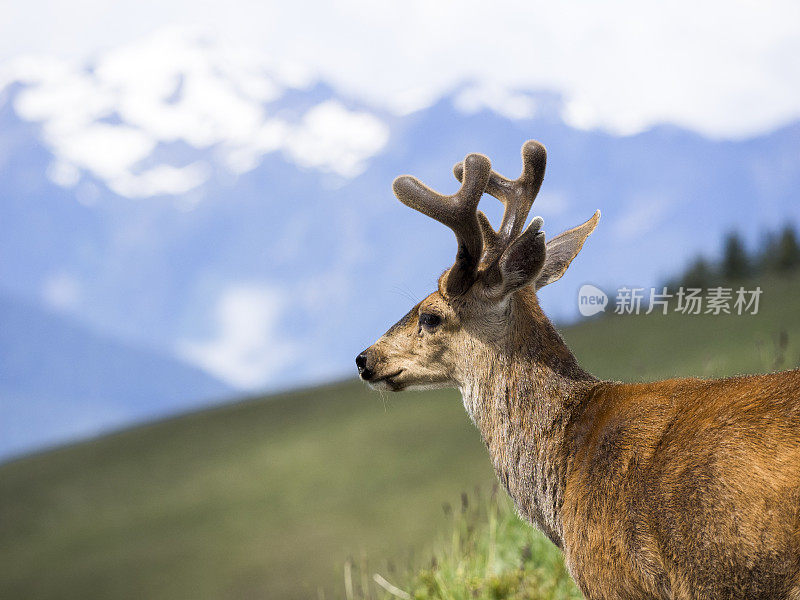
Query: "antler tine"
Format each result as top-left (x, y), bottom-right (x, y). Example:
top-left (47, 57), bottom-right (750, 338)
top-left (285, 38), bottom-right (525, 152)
top-left (393, 153), bottom-right (492, 296)
top-left (454, 140), bottom-right (547, 263)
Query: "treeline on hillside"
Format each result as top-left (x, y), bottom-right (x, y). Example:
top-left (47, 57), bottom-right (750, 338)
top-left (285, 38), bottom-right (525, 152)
top-left (668, 223), bottom-right (800, 289)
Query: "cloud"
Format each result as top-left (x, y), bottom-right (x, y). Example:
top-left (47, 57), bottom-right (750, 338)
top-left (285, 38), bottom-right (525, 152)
top-left (110, 162), bottom-right (211, 197)
top-left (42, 272), bottom-right (81, 311)
top-left (283, 100), bottom-right (389, 177)
top-left (613, 199), bottom-right (670, 240)
top-left (0, 1), bottom-right (798, 138)
top-left (179, 284), bottom-right (299, 390)
top-left (453, 84), bottom-right (538, 121)
top-left (5, 31), bottom-right (390, 194)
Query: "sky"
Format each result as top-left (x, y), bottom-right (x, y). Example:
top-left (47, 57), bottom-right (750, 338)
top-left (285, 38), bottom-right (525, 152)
top-left (1, 0), bottom-right (799, 139)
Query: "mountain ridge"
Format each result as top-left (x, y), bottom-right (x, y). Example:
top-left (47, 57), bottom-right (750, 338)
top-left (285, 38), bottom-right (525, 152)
top-left (0, 292), bottom-right (232, 459)
top-left (1, 31), bottom-right (798, 453)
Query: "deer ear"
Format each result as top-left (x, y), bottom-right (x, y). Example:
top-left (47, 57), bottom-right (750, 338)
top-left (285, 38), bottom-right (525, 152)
top-left (535, 210), bottom-right (600, 290)
top-left (492, 217), bottom-right (547, 297)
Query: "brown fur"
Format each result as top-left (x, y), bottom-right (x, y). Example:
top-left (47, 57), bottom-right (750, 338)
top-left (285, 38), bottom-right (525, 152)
top-left (358, 141), bottom-right (800, 599)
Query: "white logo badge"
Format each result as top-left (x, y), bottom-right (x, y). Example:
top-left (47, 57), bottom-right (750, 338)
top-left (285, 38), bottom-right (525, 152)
top-left (577, 284), bottom-right (608, 317)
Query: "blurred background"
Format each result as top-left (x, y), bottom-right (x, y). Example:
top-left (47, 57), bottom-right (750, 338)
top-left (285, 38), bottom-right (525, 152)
top-left (1, 1), bottom-right (799, 599)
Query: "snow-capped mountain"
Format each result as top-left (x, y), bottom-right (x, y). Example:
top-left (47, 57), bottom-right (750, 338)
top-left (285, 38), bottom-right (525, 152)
top-left (1, 30), bottom-right (799, 454)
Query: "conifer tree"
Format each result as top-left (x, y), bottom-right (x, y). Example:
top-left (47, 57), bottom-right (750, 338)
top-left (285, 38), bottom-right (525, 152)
top-left (681, 256), bottom-right (715, 289)
top-left (720, 232), bottom-right (749, 281)
top-left (775, 224), bottom-right (800, 272)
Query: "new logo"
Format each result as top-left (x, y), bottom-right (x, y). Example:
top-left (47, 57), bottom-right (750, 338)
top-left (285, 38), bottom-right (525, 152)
top-left (578, 284), bottom-right (608, 317)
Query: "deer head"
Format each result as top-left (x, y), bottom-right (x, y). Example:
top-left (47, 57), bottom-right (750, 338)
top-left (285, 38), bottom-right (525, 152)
top-left (356, 140), bottom-right (600, 392)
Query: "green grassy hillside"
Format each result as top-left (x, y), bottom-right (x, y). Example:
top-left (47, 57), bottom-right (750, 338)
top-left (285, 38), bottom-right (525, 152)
top-left (1, 275), bottom-right (799, 599)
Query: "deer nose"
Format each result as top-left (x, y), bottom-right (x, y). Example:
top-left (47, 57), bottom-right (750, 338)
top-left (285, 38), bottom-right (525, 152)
top-left (356, 351), bottom-right (374, 380)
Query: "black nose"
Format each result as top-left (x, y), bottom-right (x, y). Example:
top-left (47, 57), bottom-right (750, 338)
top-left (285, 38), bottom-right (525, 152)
top-left (355, 352), bottom-right (373, 380)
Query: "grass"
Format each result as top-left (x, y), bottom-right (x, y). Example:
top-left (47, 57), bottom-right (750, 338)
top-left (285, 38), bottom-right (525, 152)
top-left (345, 489), bottom-right (582, 600)
top-left (1, 274), bottom-right (799, 599)
top-left (0, 381), bottom-right (494, 600)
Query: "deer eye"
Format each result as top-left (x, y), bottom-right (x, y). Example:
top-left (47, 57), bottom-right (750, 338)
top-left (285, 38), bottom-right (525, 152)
top-left (418, 312), bottom-right (442, 331)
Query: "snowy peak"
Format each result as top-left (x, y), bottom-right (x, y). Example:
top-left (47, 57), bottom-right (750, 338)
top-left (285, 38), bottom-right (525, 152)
top-left (0, 30), bottom-right (582, 202)
top-left (0, 29), bottom-right (391, 197)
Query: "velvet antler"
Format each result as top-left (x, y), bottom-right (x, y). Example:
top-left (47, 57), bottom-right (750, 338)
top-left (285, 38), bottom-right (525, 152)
top-left (393, 153), bottom-right (492, 296)
top-left (453, 140), bottom-right (547, 267)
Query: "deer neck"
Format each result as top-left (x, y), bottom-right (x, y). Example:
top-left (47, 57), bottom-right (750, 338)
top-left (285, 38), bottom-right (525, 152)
top-left (459, 293), bottom-right (597, 548)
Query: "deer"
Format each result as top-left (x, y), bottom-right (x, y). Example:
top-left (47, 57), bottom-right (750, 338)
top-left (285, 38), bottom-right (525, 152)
top-left (355, 140), bottom-right (800, 600)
